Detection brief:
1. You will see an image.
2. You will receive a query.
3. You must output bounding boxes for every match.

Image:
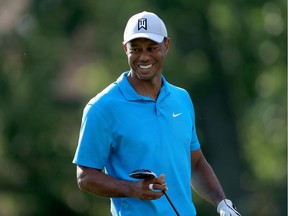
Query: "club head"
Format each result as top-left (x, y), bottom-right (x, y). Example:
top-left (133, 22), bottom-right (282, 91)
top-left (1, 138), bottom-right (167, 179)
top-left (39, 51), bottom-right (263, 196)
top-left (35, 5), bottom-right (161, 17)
top-left (129, 169), bottom-right (157, 179)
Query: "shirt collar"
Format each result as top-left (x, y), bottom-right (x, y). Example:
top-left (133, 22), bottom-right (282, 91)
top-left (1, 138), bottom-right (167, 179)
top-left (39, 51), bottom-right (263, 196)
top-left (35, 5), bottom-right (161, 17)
top-left (116, 72), bottom-right (171, 101)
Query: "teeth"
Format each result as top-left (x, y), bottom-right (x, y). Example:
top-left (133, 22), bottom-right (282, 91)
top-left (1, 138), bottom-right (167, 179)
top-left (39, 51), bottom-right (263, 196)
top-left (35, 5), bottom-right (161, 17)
top-left (139, 64), bottom-right (152, 69)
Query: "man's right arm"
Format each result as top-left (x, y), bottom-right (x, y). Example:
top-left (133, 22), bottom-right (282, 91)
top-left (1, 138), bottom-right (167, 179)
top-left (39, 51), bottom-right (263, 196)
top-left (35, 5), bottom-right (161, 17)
top-left (76, 165), bottom-right (166, 200)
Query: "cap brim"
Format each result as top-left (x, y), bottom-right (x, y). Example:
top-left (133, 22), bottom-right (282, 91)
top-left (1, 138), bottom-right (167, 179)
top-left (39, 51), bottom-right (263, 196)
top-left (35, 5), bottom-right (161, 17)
top-left (123, 33), bottom-right (164, 44)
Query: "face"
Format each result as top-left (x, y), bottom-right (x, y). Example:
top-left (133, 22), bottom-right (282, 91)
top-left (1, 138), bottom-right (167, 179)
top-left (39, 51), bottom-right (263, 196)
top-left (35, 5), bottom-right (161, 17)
top-left (123, 38), bottom-right (170, 81)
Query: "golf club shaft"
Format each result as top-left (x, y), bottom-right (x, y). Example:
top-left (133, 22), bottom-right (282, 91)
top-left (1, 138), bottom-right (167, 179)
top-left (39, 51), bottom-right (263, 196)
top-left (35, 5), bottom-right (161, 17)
top-left (163, 191), bottom-right (180, 216)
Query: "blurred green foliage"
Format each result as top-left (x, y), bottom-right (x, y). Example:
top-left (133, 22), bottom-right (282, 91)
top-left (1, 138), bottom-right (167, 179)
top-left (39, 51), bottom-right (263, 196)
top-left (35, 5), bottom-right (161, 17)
top-left (0, 0), bottom-right (286, 215)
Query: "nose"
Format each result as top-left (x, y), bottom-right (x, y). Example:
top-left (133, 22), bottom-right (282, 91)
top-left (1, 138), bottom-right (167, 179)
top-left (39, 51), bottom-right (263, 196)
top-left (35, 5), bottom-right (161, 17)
top-left (138, 50), bottom-right (150, 62)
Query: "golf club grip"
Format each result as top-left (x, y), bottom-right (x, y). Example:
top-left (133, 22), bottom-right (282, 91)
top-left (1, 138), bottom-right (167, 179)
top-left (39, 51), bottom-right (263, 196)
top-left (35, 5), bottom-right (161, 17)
top-left (163, 191), bottom-right (180, 216)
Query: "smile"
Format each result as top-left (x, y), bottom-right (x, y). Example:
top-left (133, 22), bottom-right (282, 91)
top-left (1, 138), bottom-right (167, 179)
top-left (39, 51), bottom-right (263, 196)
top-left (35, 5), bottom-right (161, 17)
top-left (139, 64), bottom-right (153, 69)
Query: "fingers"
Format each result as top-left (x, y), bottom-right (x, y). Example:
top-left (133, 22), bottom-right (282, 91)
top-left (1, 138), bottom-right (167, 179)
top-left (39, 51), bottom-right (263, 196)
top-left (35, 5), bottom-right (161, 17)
top-left (158, 174), bottom-right (168, 190)
top-left (146, 174), bottom-right (168, 192)
top-left (159, 174), bottom-right (165, 180)
top-left (149, 182), bottom-right (168, 191)
top-left (148, 182), bottom-right (168, 191)
top-left (155, 173), bottom-right (166, 186)
top-left (136, 174), bottom-right (168, 200)
top-left (220, 210), bottom-right (238, 216)
top-left (139, 183), bottom-right (163, 200)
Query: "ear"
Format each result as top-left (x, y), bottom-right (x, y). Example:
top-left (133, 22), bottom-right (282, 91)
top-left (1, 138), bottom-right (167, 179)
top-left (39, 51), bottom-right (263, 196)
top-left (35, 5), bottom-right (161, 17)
top-left (123, 43), bottom-right (128, 54)
top-left (164, 37), bottom-right (170, 55)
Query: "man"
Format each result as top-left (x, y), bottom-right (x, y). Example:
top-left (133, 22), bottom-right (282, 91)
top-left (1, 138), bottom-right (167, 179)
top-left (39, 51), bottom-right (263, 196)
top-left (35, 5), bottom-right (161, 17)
top-left (73, 11), bottom-right (241, 216)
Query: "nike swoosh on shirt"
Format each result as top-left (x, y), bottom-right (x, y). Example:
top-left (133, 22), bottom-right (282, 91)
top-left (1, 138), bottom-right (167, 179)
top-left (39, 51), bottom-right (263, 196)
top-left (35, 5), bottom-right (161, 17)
top-left (172, 112), bottom-right (182, 117)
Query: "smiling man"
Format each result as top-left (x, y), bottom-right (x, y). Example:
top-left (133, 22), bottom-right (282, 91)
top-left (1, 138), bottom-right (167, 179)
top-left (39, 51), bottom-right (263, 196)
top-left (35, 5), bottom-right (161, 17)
top-left (124, 37), bottom-right (169, 100)
top-left (73, 11), bottom-right (241, 216)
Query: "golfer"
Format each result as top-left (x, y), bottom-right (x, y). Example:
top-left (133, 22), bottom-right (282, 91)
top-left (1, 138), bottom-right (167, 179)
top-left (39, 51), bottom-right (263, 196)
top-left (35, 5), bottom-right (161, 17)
top-left (73, 11), bottom-right (241, 216)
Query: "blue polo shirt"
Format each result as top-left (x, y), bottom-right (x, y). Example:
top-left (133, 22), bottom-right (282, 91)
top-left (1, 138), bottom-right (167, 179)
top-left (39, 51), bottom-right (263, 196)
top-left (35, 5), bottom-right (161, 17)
top-left (73, 72), bottom-right (200, 216)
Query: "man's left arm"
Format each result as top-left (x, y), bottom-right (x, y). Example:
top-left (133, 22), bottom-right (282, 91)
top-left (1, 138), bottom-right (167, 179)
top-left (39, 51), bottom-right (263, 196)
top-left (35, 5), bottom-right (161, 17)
top-left (191, 149), bottom-right (241, 216)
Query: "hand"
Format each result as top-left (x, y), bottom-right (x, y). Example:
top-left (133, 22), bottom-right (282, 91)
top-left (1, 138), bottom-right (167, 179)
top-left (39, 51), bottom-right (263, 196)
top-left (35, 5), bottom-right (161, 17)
top-left (148, 174), bottom-right (168, 192)
top-left (132, 174), bottom-right (167, 200)
top-left (217, 199), bottom-right (241, 216)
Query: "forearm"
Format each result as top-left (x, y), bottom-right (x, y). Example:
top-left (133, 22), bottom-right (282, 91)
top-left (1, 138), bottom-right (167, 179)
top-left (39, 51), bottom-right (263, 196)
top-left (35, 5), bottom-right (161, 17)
top-left (191, 156), bottom-right (226, 206)
top-left (77, 166), bottom-right (135, 197)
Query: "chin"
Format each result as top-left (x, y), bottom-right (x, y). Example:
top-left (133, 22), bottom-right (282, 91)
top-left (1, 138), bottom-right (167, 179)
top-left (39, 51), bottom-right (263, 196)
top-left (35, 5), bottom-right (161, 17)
top-left (137, 72), bottom-right (156, 80)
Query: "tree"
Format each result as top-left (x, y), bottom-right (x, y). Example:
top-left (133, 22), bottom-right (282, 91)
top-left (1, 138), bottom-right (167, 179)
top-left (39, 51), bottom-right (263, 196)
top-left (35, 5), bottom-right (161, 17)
top-left (0, 0), bottom-right (286, 215)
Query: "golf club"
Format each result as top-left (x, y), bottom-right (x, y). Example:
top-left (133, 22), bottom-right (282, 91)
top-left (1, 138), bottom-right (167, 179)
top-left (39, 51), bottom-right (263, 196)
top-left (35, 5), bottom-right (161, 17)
top-left (129, 169), bottom-right (180, 216)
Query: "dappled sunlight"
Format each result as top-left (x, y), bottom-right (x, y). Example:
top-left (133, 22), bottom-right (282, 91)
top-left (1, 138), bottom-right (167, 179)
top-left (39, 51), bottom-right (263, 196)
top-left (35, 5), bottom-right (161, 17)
top-left (258, 40), bottom-right (280, 65)
top-left (207, 2), bottom-right (240, 36)
top-left (184, 50), bottom-right (210, 83)
top-left (0, 0), bottom-right (286, 215)
top-left (240, 64), bottom-right (286, 184)
top-left (263, 2), bottom-right (285, 36)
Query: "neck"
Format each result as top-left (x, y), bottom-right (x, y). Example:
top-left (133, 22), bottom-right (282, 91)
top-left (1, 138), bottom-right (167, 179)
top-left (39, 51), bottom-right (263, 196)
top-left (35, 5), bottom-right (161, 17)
top-left (127, 72), bottom-right (162, 100)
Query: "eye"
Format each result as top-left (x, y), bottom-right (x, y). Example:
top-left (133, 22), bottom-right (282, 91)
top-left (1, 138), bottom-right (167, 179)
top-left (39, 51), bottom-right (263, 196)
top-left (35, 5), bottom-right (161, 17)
top-left (148, 46), bottom-right (159, 52)
top-left (129, 48), bottom-right (140, 53)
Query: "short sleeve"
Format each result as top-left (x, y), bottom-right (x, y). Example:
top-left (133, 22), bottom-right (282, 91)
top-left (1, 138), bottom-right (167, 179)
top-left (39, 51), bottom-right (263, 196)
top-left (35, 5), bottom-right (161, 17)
top-left (72, 103), bottom-right (112, 169)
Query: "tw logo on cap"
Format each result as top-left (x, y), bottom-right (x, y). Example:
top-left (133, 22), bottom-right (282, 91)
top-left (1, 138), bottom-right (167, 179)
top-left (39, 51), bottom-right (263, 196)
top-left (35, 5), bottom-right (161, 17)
top-left (138, 18), bottom-right (147, 30)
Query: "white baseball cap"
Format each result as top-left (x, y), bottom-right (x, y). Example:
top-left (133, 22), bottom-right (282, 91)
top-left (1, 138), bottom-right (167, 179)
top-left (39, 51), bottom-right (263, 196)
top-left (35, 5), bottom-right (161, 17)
top-left (123, 11), bottom-right (168, 44)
